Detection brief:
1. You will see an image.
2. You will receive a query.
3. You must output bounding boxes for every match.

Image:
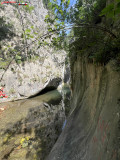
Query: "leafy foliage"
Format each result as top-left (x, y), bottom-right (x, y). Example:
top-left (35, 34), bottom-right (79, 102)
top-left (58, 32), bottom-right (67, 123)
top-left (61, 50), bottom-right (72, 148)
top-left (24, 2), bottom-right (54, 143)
top-left (23, 4), bottom-right (34, 14)
top-left (44, 0), bottom-right (120, 66)
top-left (0, 17), bottom-right (15, 41)
top-left (100, 0), bottom-right (120, 19)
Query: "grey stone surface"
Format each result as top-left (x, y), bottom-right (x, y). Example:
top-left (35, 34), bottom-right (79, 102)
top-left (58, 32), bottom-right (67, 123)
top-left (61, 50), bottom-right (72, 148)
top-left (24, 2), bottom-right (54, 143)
top-left (46, 59), bottom-right (120, 160)
top-left (0, 1), bottom-right (68, 102)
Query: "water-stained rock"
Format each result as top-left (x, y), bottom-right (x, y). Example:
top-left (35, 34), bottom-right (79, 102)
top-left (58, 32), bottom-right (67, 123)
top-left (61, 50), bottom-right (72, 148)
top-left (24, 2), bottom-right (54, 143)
top-left (46, 59), bottom-right (120, 160)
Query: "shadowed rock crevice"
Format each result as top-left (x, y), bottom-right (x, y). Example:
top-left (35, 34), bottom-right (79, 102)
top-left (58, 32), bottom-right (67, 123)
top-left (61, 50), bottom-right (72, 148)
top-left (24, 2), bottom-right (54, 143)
top-left (29, 78), bottom-right (62, 99)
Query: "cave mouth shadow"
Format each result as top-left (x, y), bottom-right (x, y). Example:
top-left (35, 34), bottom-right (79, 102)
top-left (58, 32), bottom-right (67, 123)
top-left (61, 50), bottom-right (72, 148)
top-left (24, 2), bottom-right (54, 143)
top-left (29, 86), bottom-right (57, 99)
top-left (28, 77), bottom-right (62, 99)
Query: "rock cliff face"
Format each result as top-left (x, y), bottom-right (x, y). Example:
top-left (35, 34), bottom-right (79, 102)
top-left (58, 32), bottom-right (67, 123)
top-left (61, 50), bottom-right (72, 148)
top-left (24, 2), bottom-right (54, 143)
top-left (47, 58), bottom-right (120, 160)
top-left (0, 50), bottom-right (66, 102)
top-left (0, 0), bottom-right (68, 102)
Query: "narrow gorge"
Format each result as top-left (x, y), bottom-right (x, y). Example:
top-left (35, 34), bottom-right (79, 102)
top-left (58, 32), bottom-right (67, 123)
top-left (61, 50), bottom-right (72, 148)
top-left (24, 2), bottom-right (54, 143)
top-left (0, 0), bottom-right (120, 160)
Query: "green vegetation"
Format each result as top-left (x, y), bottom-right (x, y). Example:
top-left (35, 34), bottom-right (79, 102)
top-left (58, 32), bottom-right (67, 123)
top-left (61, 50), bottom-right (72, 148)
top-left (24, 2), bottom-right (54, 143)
top-left (0, 2), bottom-right (37, 78)
top-left (100, 0), bottom-right (120, 19)
top-left (0, 59), bottom-right (10, 69)
top-left (23, 5), bottom-right (34, 14)
top-left (0, 17), bottom-right (15, 41)
top-left (44, 0), bottom-right (120, 68)
top-left (9, 88), bottom-right (15, 94)
top-left (20, 136), bottom-right (31, 148)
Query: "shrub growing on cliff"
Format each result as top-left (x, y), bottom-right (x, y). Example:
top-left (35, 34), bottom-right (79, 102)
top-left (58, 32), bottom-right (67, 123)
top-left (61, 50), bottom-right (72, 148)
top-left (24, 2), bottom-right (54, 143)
top-left (44, 0), bottom-right (120, 66)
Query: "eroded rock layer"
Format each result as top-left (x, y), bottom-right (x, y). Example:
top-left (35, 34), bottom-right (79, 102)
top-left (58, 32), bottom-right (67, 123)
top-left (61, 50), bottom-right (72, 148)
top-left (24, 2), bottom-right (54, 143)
top-left (47, 58), bottom-right (120, 160)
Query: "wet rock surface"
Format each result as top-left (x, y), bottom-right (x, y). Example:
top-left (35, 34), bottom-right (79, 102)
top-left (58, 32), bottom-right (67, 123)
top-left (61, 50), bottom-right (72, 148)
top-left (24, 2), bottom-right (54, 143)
top-left (0, 90), bottom-right (67, 160)
top-left (46, 59), bottom-right (120, 160)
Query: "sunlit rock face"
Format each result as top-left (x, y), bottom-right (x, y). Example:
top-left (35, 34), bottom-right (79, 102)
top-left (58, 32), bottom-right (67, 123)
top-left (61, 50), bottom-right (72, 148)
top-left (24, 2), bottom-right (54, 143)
top-left (30, 0), bottom-right (47, 23)
top-left (46, 57), bottom-right (120, 160)
top-left (0, 0), bottom-right (68, 102)
top-left (0, 50), bottom-right (66, 102)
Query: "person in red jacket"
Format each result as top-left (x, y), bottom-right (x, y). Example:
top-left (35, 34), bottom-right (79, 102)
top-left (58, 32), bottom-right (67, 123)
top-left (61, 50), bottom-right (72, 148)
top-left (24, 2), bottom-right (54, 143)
top-left (0, 87), bottom-right (3, 98)
top-left (0, 87), bottom-right (8, 98)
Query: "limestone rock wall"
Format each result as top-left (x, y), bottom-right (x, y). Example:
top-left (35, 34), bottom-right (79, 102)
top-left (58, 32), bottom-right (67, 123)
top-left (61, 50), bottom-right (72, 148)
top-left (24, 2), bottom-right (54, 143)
top-left (0, 1), bottom-right (68, 102)
top-left (0, 48), bottom-right (66, 102)
top-left (46, 58), bottom-right (120, 160)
